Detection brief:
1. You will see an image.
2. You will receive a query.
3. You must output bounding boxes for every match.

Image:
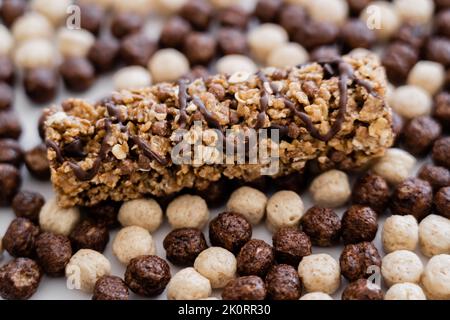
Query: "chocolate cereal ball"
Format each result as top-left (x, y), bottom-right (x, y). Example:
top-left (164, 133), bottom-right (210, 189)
top-left (352, 173), bottom-right (390, 213)
top-left (390, 178), bottom-right (433, 221)
top-left (69, 220), bottom-right (110, 253)
top-left (179, 0), bottom-right (213, 30)
top-left (60, 57), bottom-right (95, 92)
top-left (272, 227), bottom-right (311, 267)
top-left (265, 264), bottom-right (302, 300)
top-left (0, 258), bottom-right (42, 300)
top-left (23, 68), bottom-right (59, 104)
top-left (432, 137), bottom-right (450, 169)
top-left (237, 239), bottom-right (274, 277)
top-left (24, 144), bottom-right (50, 180)
top-left (217, 5), bottom-right (249, 29)
top-left (163, 228), bottom-right (208, 266)
top-left (254, 0), bottom-right (282, 23)
top-left (3, 217), bottom-right (39, 258)
top-left (125, 255), bottom-right (171, 297)
top-left (35, 232), bottom-right (72, 276)
top-left (300, 206), bottom-right (341, 247)
top-left (88, 36), bottom-right (120, 73)
top-left (120, 33), bottom-right (157, 67)
top-left (402, 116), bottom-right (442, 156)
top-left (342, 279), bottom-right (384, 300)
top-left (12, 190), bottom-right (45, 223)
top-left (418, 164), bottom-right (450, 192)
top-left (339, 242), bottom-right (382, 282)
top-left (222, 276), bottom-right (266, 300)
top-left (434, 92), bottom-right (450, 128)
top-left (209, 211), bottom-right (252, 254)
top-left (435, 187), bottom-right (450, 219)
top-left (159, 16), bottom-right (191, 49)
top-left (0, 139), bottom-right (23, 167)
top-left (85, 200), bottom-right (120, 229)
top-left (110, 11), bottom-right (143, 39)
top-left (217, 28), bottom-right (248, 55)
top-left (341, 205), bottom-right (378, 244)
top-left (0, 163), bottom-right (21, 205)
top-left (183, 32), bottom-right (216, 65)
top-left (341, 19), bottom-right (375, 50)
top-left (93, 276), bottom-right (129, 300)
top-left (382, 43), bottom-right (418, 85)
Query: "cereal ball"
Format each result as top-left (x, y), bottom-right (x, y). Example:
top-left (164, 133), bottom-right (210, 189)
top-left (247, 23), bottom-right (288, 62)
top-left (425, 37), bottom-right (450, 67)
top-left (382, 215), bottom-right (419, 253)
top-left (2, 217), bottom-right (39, 258)
top-left (393, 23), bottom-right (429, 50)
top-left (0, 25), bottom-right (14, 56)
top-left (23, 68), bottom-right (59, 104)
top-left (163, 228), bottom-right (208, 266)
top-left (159, 16), bottom-right (191, 48)
top-left (381, 250), bottom-right (423, 287)
top-left (110, 11), bottom-right (143, 39)
top-left (148, 48), bottom-right (190, 83)
top-left (352, 173), bottom-right (390, 213)
top-left (35, 232), bottom-right (72, 276)
top-left (167, 194), bottom-right (209, 230)
top-left (434, 92), bottom-right (450, 129)
top-left (340, 242), bottom-right (382, 282)
top-left (418, 164), bottom-right (450, 192)
top-left (0, 164), bottom-right (21, 205)
top-left (194, 247), bottom-right (236, 288)
top-left (421, 254), bottom-right (450, 300)
top-left (12, 191), bottom-right (45, 223)
top-left (278, 4), bottom-right (306, 36)
top-left (390, 85), bottom-right (432, 119)
top-left (254, 0), bottom-right (282, 23)
top-left (341, 19), bottom-right (376, 49)
top-left (12, 12), bottom-right (53, 42)
top-left (372, 148), bottom-right (416, 185)
top-left (435, 187), bottom-right (450, 219)
top-left (266, 43), bottom-right (309, 68)
top-left (217, 5), bottom-right (249, 29)
top-left (309, 170), bottom-right (351, 208)
top-left (402, 116), bottom-right (442, 156)
top-left (112, 226), bottom-right (156, 265)
top-left (306, 0), bottom-right (349, 26)
top-left (118, 199), bottom-right (163, 233)
top-left (385, 282), bottom-right (426, 300)
top-left (390, 178), bottom-right (433, 221)
top-left (120, 33), bottom-right (157, 67)
top-left (394, 0), bottom-right (434, 25)
top-left (360, 1), bottom-right (400, 41)
top-left (65, 249), bottom-right (111, 293)
top-left (300, 292), bottom-right (333, 300)
top-left (209, 0), bottom-right (240, 8)
top-left (14, 39), bottom-right (59, 69)
top-left (0, 0), bottom-right (26, 28)
top-left (167, 267), bottom-right (212, 300)
top-left (154, 0), bottom-right (188, 14)
top-left (300, 206), bottom-right (341, 247)
top-left (342, 279), bottom-right (384, 300)
top-left (272, 227), bottom-right (311, 266)
top-left (265, 264), bottom-right (302, 300)
top-left (227, 186), bottom-right (267, 225)
top-left (382, 43), bottom-right (419, 86)
top-left (88, 36), bottom-right (119, 72)
top-left (0, 258), bottom-right (42, 300)
top-left (39, 198), bottom-right (81, 236)
top-left (183, 32), bottom-right (217, 65)
top-left (125, 255), bottom-right (171, 297)
top-left (31, 0), bottom-right (72, 25)
top-left (237, 239), bottom-right (274, 277)
top-left (93, 275), bottom-right (129, 300)
top-left (85, 200), bottom-right (120, 229)
top-left (222, 276), bottom-right (267, 300)
top-left (407, 61), bottom-right (445, 95)
top-left (24, 144), bottom-right (51, 180)
top-left (113, 66), bottom-right (152, 91)
top-left (298, 254), bottom-right (341, 294)
top-left (78, 2), bottom-right (105, 35)
top-left (216, 54), bottom-right (257, 74)
top-left (419, 215), bottom-right (450, 257)
top-left (209, 211), bottom-right (252, 254)
top-left (341, 205), bottom-right (378, 244)
top-left (435, 9), bottom-right (450, 38)
top-left (69, 220), bottom-right (110, 253)
top-left (432, 137), bottom-right (450, 169)
top-left (56, 28), bottom-right (95, 58)
top-left (179, 0), bottom-right (213, 30)
top-left (266, 191), bottom-right (304, 232)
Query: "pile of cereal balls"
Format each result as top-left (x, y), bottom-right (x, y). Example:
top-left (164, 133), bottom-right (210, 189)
top-left (0, 0), bottom-right (450, 301)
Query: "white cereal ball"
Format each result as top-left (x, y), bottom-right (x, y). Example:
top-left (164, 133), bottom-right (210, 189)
top-left (0, 25), bottom-right (14, 56)
top-left (39, 198), bottom-right (80, 236)
top-left (226, 186), bottom-right (267, 225)
top-left (65, 249), bottom-right (111, 293)
top-left (113, 66), bottom-right (152, 91)
top-left (194, 247), bottom-right (236, 289)
top-left (390, 85), bottom-right (432, 119)
top-left (421, 254), bottom-right (450, 300)
top-left (419, 215), bottom-right (450, 257)
top-left (407, 61), bottom-right (446, 96)
top-left (216, 55), bottom-right (258, 75)
top-left (385, 283), bottom-right (427, 300)
top-left (167, 267), bottom-right (212, 300)
top-left (247, 23), bottom-right (288, 62)
top-left (394, 0), bottom-right (434, 25)
top-left (118, 199), bottom-right (163, 232)
top-left (266, 190), bottom-right (304, 232)
top-left (309, 169), bottom-right (351, 208)
top-left (382, 215), bottom-right (419, 253)
top-left (167, 194), bottom-right (209, 229)
top-left (12, 12), bottom-right (54, 43)
top-left (266, 43), bottom-right (309, 68)
top-left (148, 49), bottom-right (190, 83)
top-left (32, 0), bottom-right (73, 26)
top-left (300, 292), bottom-right (334, 300)
top-left (381, 250), bottom-right (424, 287)
top-left (298, 254), bottom-right (341, 294)
top-left (14, 39), bottom-right (59, 69)
top-left (56, 28), bottom-right (95, 58)
top-left (305, 0), bottom-right (349, 26)
top-left (372, 148), bottom-right (416, 185)
top-left (154, 0), bottom-right (187, 14)
top-left (360, 1), bottom-right (400, 41)
top-left (111, 0), bottom-right (154, 14)
top-left (112, 226), bottom-right (156, 265)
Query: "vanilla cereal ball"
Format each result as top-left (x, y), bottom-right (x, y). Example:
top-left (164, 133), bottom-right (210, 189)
top-left (298, 254), bottom-right (341, 294)
top-left (167, 267), bottom-right (212, 300)
top-left (360, 1), bottom-right (400, 41)
top-left (14, 39), bottom-right (59, 69)
top-left (148, 49), bottom-right (189, 83)
top-left (309, 170), bottom-right (351, 208)
top-left (56, 28), bottom-right (95, 58)
top-left (216, 55), bottom-right (257, 75)
top-left (419, 215), bottom-right (450, 257)
top-left (118, 199), bottom-right (163, 232)
top-left (382, 215), bottom-right (419, 253)
top-left (407, 61), bottom-right (445, 96)
top-left (167, 194), bottom-right (209, 229)
top-left (0, 25), bottom-right (14, 56)
top-left (12, 12), bottom-right (54, 42)
top-left (372, 148), bottom-right (416, 185)
top-left (385, 282), bottom-right (427, 300)
top-left (113, 66), bottom-right (152, 91)
top-left (65, 249), bottom-right (111, 293)
top-left (381, 250), bottom-right (424, 287)
top-left (390, 85), bottom-right (432, 119)
top-left (111, 0), bottom-right (154, 14)
top-left (194, 247), bottom-right (236, 289)
top-left (227, 186), bottom-right (267, 225)
top-left (32, 0), bottom-right (73, 25)
top-left (421, 254), bottom-right (450, 300)
top-left (394, 0), bottom-right (434, 25)
top-left (299, 292), bottom-right (334, 300)
top-left (266, 190), bottom-right (304, 232)
top-left (266, 43), bottom-right (309, 68)
top-left (306, 0), bottom-right (349, 26)
top-left (154, 0), bottom-right (187, 14)
top-left (39, 198), bottom-right (80, 236)
top-left (112, 226), bottom-right (156, 265)
top-left (247, 23), bottom-right (288, 62)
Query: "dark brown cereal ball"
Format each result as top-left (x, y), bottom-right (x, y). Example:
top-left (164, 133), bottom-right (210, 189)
top-left (435, 0), bottom-right (450, 10)
top-left (435, 9), bottom-right (450, 38)
top-left (60, 57), bottom-right (95, 92)
top-left (273, 172), bottom-right (306, 194)
top-left (2, 217), bottom-right (39, 257)
top-left (382, 42), bottom-right (419, 85)
top-left (426, 38), bottom-right (450, 67)
top-left (0, 0), bottom-right (26, 27)
top-left (352, 173), bottom-right (390, 214)
top-left (278, 4), bottom-right (307, 37)
top-left (12, 190), bottom-right (45, 223)
top-left (435, 187), bottom-right (450, 219)
top-left (125, 255), bottom-right (171, 297)
top-left (342, 279), bottom-right (384, 300)
top-left (0, 111), bottom-right (21, 140)
top-left (341, 205), bottom-right (378, 244)
top-left (23, 68), bottom-right (59, 104)
top-left (390, 178), bottom-right (433, 221)
top-left (0, 83), bottom-right (13, 110)
top-left (310, 45), bottom-right (341, 62)
top-left (339, 242), bottom-right (381, 282)
top-left (78, 3), bottom-right (104, 35)
top-left (24, 144), bottom-right (50, 181)
top-left (209, 211), bottom-right (252, 254)
top-left (222, 276), bottom-right (266, 300)
top-left (159, 16), bottom-right (192, 49)
top-left (217, 28), bottom-right (248, 55)
top-left (179, 0), bottom-right (213, 30)
top-left (88, 36), bottom-right (120, 73)
top-left (120, 33), bottom-right (157, 67)
top-left (433, 137), bottom-right (450, 169)
top-left (35, 232), bottom-right (72, 276)
top-left (183, 32), bottom-right (216, 65)
top-left (69, 220), bottom-right (110, 253)
top-left (393, 23), bottom-right (429, 50)
top-left (340, 19), bottom-right (376, 50)
top-left (110, 11), bottom-right (143, 39)
top-left (402, 116), bottom-right (442, 156)
top-left (254, 0), bottom-right (282, 23)
top-left (0, 258), bottom-right (42, 300)
top-left (0, 56), bottom-right (15, 85)
top-left (163, 228), bottom-right (208, 266)
top-left (0, 139), bottom-right (23, 167)
top-left (391, 111), bottom-right (404, 143)
top-left (300, 206), bottom-right (341, 246)
top-left (237, 239), bottom-right (274, 277)
top-left (272, 227), bottom-right (311, 267)
top-left (418, 164), bottom-right (450, 191)
top-left (196, 179), bottom-right (230, 207)
top-left (434, 92), bottom-right (450, 129)
top-left (93, 276), bottom-right (129, 300)
top-left (347, 0), bottom-right (372, 15)
top-left (265, 264), bottom-right (301, 300)
top-left (84, 201), bottom-right (120, 229)
top-left (294, 21), bottom-right (339, 50)
top-left (0, 163), bottom-right (21, 205)
top-left (217, 5), bottom-right (249, 29)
